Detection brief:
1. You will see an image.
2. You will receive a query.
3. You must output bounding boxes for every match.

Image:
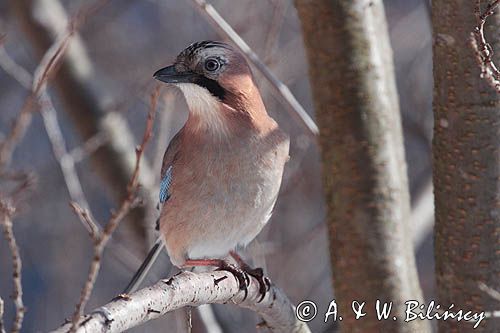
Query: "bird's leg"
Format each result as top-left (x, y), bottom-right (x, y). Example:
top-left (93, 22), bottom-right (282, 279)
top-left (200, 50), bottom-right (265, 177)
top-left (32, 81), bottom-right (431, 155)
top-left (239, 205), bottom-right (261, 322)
top-left (229, 251), bottom-right (271, 302)
top-left (183, 259), bottom-right (250, 298)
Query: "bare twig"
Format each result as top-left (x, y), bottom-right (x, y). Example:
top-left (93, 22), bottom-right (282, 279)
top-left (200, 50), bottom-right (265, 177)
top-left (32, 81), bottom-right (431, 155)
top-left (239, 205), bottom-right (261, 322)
top-left (0, 0), bottom-right (106, 172)
top-left (41, 95), bottom-right (93, 205)
top-left (0, 296), bottom-right (5, 333)
top-left (479, 282), bottom-right (500, 302)
top-left (0, 200), bottom-right (24, 333)
top-left (13, 0), bottom-right (157, 242)
top-left (471, 0), bottom-right (500, 91)
top-left (68, 87), bottom-right (159, 333)
top-left (0, 44), bottom-right (96, 225)
top-left (69, 202), bottom-right (100, 240)
top-left (189, 0), bottom-right (319, 137)
top-left (263, 0), bottom-right (288, 63)
top-left (0, 40), bottom-right (144, 269)
top-left (68, 132), bottom-right (108, 163)
top-left (52, 271), bottom-right (311, 333)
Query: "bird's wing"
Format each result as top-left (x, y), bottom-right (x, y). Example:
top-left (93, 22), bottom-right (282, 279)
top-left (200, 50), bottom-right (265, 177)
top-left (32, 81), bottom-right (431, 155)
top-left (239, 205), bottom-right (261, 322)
top-left (123, 131), bottom-right (184, 294)
top-left (158, 131), bottom-right (182, 204)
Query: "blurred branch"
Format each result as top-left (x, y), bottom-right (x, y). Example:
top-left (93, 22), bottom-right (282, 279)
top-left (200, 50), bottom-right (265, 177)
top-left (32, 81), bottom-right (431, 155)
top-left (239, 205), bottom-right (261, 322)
top-left (11, 0), bottom-right (157, 245)
top-left (0, 296), bottom-right (4, 333)
top-left (68, 133), bottom-right (107, 164)
top-left (263, 0), bottom-right (288, 63)
top-left (196, 305), bottom-right (223, 333)
top-left (471, 0), bottom-right (500, 91)
top-left (0, 200), bottom-right (24, 333)
top-left (52, 271), bottom-right (310, 333)
top-left (0, 44), bottom-right (145, 272)
top-left (189, 0), bottom-right (319, 137)
top-left (0, 0), bottom-right (105, 173)
top-left (479, 282), bottom-right (500, 302)
top-left (410, 178), bottom-right (434, 248)
top-left (0, 44), bottom-right (93, 213)
top-left (478, 283), bottom-right (500, 320)
top-left (67, 88), bottom-right (159, 333)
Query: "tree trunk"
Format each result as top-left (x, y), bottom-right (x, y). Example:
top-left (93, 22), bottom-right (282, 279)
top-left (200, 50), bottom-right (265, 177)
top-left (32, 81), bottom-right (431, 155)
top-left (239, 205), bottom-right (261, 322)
top-left (432, 1), bottom-right (500, 332)
top-left (295, 1), bottom-right (428, 332)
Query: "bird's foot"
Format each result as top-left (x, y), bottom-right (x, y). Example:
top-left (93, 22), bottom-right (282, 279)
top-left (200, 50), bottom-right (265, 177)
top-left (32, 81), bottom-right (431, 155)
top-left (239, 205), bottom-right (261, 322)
top-left (229, 251), bottom-right (271, 302)
top-left (216, 261), bottom-right (250, 299)
top-left (242, 266), bottom-right (271, 302)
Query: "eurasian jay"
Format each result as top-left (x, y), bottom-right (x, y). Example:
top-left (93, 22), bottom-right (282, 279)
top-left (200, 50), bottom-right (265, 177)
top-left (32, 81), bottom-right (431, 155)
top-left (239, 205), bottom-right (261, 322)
top-left (124, 41), bottom-right (290, 297)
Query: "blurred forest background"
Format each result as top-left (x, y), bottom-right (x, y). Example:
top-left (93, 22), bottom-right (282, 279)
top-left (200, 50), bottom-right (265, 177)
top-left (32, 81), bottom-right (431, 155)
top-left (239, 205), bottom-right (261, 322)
top-left (0, 0), bottom-right (435, 332)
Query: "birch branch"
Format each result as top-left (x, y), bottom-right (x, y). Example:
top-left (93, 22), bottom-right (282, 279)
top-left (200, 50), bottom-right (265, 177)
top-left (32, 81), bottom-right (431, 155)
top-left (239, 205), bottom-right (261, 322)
top-left (52, 271), bottom-right (310, 333)
top-left (12, 0), bottom-right (157, 243)
top-left (0, 200), bottom-right (24, 333)
top-left (67, 87), bottom-right (159, 333)
top-left (0, 43), bottom-right (144, 273)
top-left (0, 296), bottom-right (4, 333)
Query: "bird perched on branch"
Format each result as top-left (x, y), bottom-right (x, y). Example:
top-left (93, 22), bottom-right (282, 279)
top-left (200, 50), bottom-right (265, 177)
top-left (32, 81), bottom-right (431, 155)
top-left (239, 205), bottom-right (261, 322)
top-left (124, 41), bottom-right (289, 297)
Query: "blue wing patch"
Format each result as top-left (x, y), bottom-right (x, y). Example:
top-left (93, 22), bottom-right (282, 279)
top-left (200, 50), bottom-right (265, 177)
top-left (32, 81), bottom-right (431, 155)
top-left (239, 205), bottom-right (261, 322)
top-left (159, 166), bottom-right (173, 204)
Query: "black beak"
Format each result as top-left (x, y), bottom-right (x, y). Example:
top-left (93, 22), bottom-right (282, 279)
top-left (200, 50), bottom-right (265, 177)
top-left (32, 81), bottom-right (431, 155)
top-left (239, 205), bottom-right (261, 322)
top-left (153, 65), bottom-right (197, 84)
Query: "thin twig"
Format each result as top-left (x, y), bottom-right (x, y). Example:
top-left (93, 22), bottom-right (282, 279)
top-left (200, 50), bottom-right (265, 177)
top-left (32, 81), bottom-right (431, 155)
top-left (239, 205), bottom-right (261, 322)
top-left (0, 296), bottom-right (5, 333)
top-left (479, 282), bottom-right (500, 302)
top-left (0, 40), bottom-right (147, 289)
top-left (263, 0), bottom-right (288, 63)
top-left (0, 0), bottom-right (107, 172)
top-left (0, 44), bottom-right (97, 228)
top-left (189, 0), bottom-right (319, 137)
top-left (68, 86), bottom-right (159, 333)
top-left (39, 92), bottom-right (94, 210)
top-left (471, 0), bottom-right (500, 91)
top-left (69, 202), bottom-right (100, 241)
top-left (0, 200), bottom-right (24, 333)
top-left (68, 132), bottom-right (108, 163)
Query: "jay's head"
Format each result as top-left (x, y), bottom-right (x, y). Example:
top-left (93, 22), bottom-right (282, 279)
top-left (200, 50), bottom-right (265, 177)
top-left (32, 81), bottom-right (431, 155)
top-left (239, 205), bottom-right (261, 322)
top-left (154, 41), bottom-right (256, 107)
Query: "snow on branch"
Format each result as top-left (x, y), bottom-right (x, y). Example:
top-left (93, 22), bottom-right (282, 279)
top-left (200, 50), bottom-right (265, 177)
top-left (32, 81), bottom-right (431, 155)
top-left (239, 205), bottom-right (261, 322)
top-left (51, 270), bottom-right (311, 333)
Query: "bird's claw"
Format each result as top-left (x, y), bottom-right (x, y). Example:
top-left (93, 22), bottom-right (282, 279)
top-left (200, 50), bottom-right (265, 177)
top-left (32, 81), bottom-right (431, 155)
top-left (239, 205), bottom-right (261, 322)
top-left (243, 267), bottom-right (271, 302)
top-left (217, 262), bottom-right (250, 299)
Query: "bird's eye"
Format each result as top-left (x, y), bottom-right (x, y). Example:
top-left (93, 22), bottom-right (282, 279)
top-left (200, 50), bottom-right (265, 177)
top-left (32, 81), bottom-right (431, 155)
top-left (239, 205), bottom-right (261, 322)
top-left (204, 59), bottom-right (220, 72)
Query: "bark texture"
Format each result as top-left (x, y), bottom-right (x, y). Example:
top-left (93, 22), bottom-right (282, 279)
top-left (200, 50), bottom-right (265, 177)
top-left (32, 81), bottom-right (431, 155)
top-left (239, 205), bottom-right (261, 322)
top-left (295, 1), bottom-right (428, 331)
top-left (51, 271), bottom-right (311, 333)
top-left (432, 1), bottom-right (500, 332)
top-left (11, 0), bottom-right (156, 245)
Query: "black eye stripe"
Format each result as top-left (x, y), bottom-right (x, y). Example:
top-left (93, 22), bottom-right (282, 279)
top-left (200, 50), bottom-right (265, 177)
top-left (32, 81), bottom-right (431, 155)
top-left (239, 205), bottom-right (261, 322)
top-left (193, 76), bottom-right (226, 100)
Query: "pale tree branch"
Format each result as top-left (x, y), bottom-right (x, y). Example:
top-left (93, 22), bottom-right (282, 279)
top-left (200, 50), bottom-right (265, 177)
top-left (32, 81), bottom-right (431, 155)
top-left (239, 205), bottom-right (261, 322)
top-left (0, 47), bottom-right (94, 213)
top-left (478, 283), bottom-right (500, 319)
top-left (0, 296), bottom-right (5, 333)
top-left (479, 282), bottom-right (500, 302)
top-left (11, 0), bottom-right (157, 244)
top-left (0, 0), bottom-right (106, 173)
top-left (189, 0), bottom-right (319, 137)
top-left (471, 0), bottom-right (500, 91)
top-left (67, 87), bottom-right (159, 333)
top-left (0, 200), bottom-right (24, 333)
top-left (0, 42), bottom-right (147, 277)
top-left (52, 271), bottom-right (311, 333)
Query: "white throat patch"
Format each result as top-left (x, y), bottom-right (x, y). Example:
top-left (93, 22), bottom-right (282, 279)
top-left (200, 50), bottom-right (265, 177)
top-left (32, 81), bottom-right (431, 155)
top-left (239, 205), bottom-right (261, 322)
top-left (176, 83), bottom-right (228, 134)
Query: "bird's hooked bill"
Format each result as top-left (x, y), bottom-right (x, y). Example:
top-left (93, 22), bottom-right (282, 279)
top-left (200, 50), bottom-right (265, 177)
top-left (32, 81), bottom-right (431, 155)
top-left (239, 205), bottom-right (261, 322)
top-left (153, 65), bottom-right (197, 84)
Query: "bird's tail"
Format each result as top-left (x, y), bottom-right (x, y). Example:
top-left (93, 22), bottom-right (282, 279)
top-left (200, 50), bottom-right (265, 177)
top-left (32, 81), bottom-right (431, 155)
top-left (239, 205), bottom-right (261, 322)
top-left (123, 236), bottom-right (164, 294)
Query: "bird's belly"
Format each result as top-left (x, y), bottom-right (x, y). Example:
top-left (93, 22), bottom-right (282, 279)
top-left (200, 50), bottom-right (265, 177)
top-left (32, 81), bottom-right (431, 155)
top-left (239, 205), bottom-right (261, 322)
top-left (161, 152), bottom-right (285, 266)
